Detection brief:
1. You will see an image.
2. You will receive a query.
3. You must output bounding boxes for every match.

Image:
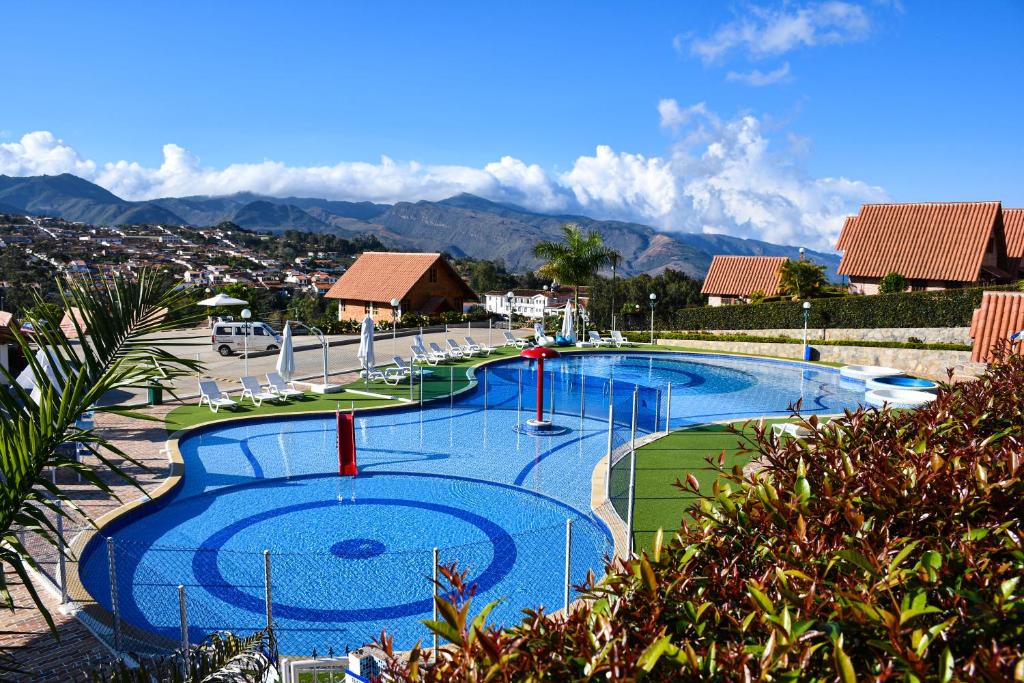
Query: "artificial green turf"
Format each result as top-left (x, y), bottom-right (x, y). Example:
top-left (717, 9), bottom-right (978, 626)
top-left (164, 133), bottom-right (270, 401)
top-left (610, 420), bottom-right (791, 552)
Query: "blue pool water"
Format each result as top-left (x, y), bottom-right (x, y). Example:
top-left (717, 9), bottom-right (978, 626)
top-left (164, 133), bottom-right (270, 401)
top-left (79, 352), bottom-right (864, 654)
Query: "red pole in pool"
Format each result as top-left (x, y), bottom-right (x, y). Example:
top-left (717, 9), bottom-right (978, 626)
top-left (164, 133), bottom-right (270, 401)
top-left (535, 356), bottom-right (545, 423)
top-left (520, 345), bottom-right (560, 427)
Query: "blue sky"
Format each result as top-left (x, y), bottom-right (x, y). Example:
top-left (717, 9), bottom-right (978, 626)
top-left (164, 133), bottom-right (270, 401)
top-left (2, 1), bottom-right (1022, 250)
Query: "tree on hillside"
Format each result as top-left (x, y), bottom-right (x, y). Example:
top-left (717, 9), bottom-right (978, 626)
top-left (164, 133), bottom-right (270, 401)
top-left (779, 259), bottom-right (827, 300)
top-left (587, 269), bottom-right (703, 330)
top-left (533, 224), bottom-right (619, 331)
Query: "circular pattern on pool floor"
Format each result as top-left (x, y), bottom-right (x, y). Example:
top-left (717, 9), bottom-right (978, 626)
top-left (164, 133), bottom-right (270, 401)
top-left (331, 538), bottom-right (386, 559)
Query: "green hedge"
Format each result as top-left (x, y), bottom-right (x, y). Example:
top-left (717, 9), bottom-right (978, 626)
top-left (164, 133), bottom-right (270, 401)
top-left (675, 284), bottom-right (1019, 331)
top-left (625, 330), bottom-right (970, 351)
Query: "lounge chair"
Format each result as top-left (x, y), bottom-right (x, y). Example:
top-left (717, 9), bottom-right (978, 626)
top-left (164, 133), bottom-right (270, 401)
top-left (411, 343), bottom-right (431, 365)
top-left (610, 330), bottom-right (638, 347)
top-left (503, 331), bottom-right (527, 348)
top-left (428, 342), bottom-right (452, 363)
top-left (240, 376), bottom-right (282, 406)
top-left (464, 336), bottom-right (496, 356)
top-left (588, 330), bottom-right (612, 347)
top-left (266, 372), bottom-right (304, 400)
top-left (446, 339), bottom-right (467, 359)
top-left (771, 418), bottom-right (835, 440)
top-left (198, 379), bottom-right (239, 412)
top-left (387, 356), bottom-right (415, 384)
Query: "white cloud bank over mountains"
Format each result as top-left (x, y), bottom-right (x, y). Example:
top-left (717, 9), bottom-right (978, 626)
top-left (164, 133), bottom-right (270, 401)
top-left (0, 102), bottom-right (885, 251)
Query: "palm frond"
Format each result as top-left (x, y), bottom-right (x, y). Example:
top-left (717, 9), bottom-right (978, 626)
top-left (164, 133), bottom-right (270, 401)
top-left (0, 270), bottom-right (203, 640)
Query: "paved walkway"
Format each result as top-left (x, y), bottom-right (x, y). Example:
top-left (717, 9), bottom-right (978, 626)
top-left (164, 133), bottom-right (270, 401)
top-left (1, 406), bottom-right (175, 680)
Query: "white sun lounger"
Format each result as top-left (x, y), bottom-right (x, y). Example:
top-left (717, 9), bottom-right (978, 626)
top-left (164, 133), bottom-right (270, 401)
top-left (240, 376), bottom-right (282, 406)
top-left (588, 330), bottom-right (612, 347)
top-left (446, 339), bottom-right (467, 358)
top-left (503, 331), bottom-right (527, 348)
top-left (428, 342), bottom-right (452, 363)
top-left (610, 330), bottom-right (638, 347)
top-left (198, 379), bottom-right (239, 412)
top-left (266, 372), bottom-right (304, 400)
top-left (411, 343), bottom-right (432, 365)
top-left (771, 418), bottom-right (836, 440)
top-left (464, 336), bottom-right (496, 355)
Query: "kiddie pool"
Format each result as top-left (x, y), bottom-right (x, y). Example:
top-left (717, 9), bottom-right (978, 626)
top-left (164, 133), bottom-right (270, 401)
top-left (864, 387), bottom-right (937, 409)
top-left (864, 375), bottom-right (939, 393)
top-left (839, 364), bottom-right (903, 381)
top-left (77, 351), bottom-right (866, 655)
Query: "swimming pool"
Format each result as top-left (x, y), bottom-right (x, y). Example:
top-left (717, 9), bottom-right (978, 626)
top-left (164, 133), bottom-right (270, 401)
top-left (78, 351), bottom-right (864, 655)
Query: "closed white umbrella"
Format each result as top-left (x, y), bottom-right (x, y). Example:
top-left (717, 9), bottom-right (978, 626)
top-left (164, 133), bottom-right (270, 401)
top-left (561, 302), bottom-right (574, 342)
top-left (197, 293), bottom-right (248, 307)
top-left (276, 321), bottom-right (296, 382)
top-left (357, 314), bottom-right (375, 378)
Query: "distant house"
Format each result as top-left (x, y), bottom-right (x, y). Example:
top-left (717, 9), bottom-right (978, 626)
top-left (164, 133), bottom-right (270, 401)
top-left (701, 256), bottom-right (788, 306)
top-left (483, 287), bottom-right (577, 319)
top-left (836, 202), bottom-right (1017, 294)
top-left (1003, 208), bottom-right (1024, 279)
top-left (325, 252), bottom-right (476, 323)
top-left (0, 311), bottom-right (22, 383)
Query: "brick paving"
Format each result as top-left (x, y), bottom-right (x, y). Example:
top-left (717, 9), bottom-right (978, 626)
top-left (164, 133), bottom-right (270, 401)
top-left (1, 403), bottom-right (176, 680)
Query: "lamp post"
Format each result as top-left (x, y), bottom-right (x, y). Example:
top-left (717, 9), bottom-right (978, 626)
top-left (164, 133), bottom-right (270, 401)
top-left (610, 260), bottom-right (617, 332)
top-left (390, 297), bottom-right (400, 355)
top-left (541, 285), bottom-right (548, 330)
top-left (802, 301), bottom-right (811, 361)
top-left (506, 291), bottom-right (514, 332)
top-left (241, 308), bottom-right (252, 376)
top-left (648, 292), bottom-right (657, 345)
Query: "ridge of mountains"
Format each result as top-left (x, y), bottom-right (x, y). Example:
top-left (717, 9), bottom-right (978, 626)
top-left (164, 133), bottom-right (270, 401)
top-left (0, 173), bottom-right (840, 278)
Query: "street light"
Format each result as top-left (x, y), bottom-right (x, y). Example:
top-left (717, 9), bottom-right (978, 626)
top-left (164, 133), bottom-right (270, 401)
top-left (390, 297), bottom-right (400, 355)
top-left (610, 260), bottom-right (617, 331)
top-left (802, 301), bottom-right (812, 361)
top-left (506, 291), bottom-right (515, 332)
top-left (241, 308), bottom-right (252, 376)
top-left (649, 292), bottom-right (657, 345)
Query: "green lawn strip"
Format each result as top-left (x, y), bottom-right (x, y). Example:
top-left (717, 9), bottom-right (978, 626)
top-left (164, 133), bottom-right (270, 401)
top-left (611, 419), bottom-right (791, 552)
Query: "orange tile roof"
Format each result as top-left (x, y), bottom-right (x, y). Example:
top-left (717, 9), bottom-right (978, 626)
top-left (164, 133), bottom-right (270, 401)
top-left (970, 291), bottom-right (1024, 362)
top-left (837, 202), bottom-right (1001, 282)
top-left (0, 311), bottom-right (18, 344)
top-left (324, 252), bottom-right (473, 302)
top-left (1003, 208), bottom-right (1024, 259)
top-left (700, 256), bottom-right (787, 297)
top-left (835, 215), bottom-right (857, 251)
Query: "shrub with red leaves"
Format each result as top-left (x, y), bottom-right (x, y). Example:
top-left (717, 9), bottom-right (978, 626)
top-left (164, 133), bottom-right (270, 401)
top-left (377, 352), bottom-right (1024, 681)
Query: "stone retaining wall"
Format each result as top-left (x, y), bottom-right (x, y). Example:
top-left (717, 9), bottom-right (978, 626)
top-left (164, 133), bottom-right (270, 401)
top-left (699, 326), bottom-right (971, 345)
top-left (657, 339), bottom-right (970, 380)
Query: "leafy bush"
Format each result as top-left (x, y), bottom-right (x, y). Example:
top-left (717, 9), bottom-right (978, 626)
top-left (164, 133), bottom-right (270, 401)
top-left (879, 271), bottom-right (907, 294)
top-left (440, 311), bottom-right (465, 324)
top-left (626, 330), bottom-right (972, 351)
top-left (673, 285), bottom-right (1019, 331)
top-left (378, 351), bottom-right (1024, 681)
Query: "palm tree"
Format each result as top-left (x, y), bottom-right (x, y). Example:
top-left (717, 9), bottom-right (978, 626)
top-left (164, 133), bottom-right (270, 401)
top-left (0, 271), bottom-right (202, 639)
top-left (533, 224), bottom-right (619, 334)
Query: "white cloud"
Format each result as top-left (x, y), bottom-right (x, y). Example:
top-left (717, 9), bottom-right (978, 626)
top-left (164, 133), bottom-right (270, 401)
top-left (0, 107), bottom-right (886, 251)
top-left (690, 2), bottom-right (872, 63)
top-left (725, 62), bottom-right (792, 86)
top-left (658, 99), bottom-right (709, 130)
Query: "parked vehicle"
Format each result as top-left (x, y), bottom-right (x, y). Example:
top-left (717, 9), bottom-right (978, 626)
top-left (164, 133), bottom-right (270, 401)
top-left (211, 322), bottom-right (281, 357)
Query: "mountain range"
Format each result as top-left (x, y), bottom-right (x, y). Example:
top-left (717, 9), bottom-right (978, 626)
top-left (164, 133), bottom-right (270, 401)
top-left (0, 173), bottom-right (840, 278)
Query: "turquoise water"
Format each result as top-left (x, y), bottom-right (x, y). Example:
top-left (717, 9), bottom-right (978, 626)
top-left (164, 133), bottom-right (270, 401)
top-left (79, 352), bottom-right (863, 654)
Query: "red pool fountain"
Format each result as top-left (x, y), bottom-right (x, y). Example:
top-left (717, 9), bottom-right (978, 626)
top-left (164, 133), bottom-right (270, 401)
top-left (520, 345), bottom-right (562, 434)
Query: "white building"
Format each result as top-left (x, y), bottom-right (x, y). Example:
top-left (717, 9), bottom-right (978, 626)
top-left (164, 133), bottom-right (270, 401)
top-left (484, 289), bottom-right (562, 320)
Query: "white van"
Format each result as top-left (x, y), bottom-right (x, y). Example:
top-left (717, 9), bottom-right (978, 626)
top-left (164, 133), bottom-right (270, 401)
top-left (211, 322), bottom-right (282, 357)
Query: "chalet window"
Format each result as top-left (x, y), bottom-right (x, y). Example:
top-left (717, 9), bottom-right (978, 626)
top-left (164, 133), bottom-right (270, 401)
top-left (429, 267), bottom-right (438, 283)
top-left (364, 303), bottom-right (371, 314)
